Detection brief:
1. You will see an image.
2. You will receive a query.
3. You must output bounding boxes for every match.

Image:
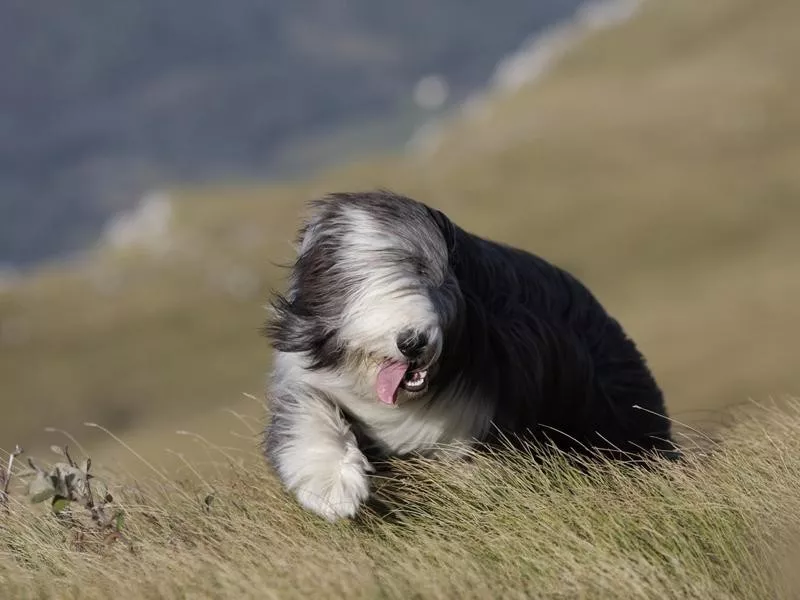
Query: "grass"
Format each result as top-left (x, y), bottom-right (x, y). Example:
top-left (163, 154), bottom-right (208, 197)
top-left (1, 402), bottom-right (799, 599)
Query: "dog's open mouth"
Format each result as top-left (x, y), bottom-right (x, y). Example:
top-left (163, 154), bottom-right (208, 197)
top-left (376, 360), bottom-right (429, 405)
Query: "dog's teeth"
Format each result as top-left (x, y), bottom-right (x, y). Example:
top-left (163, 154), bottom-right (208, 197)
top-left (405, 370), bottom-right (427, 389)
top-left (400, 367), bottom-right (428, 393)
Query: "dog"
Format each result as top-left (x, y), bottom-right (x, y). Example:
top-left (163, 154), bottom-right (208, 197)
top-left (263, 190), bottom-right (677, 521)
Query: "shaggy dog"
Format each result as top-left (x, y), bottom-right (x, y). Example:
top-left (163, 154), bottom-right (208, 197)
top-left (263, 190), bottom-right (677, 521)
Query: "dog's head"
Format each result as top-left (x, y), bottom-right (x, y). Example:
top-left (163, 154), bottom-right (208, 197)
top-left (267, 191), bottom-right (463, 406)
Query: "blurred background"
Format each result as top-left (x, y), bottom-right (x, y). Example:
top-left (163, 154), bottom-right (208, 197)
top-left (0, 0), bottom-right (798, 469)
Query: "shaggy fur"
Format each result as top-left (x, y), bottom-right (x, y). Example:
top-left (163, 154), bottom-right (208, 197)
top-left (263, 190), bottom-right (677, 521)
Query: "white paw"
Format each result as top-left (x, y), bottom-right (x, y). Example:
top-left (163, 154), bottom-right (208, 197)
top-left (293, 444), bottom-right (372, 521)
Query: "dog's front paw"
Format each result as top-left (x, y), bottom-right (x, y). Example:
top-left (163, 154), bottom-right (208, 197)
top-left (293, 444), bottom-right (372, 521)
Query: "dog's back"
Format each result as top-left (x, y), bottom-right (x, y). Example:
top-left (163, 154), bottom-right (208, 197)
top-left (441, 222), bottom-right (677, 460)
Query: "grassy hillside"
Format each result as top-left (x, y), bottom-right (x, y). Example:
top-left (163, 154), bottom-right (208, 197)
top-left (1, 404), bottom-right (799, 599)
top-left (2, 0), bottom-right (800, 596)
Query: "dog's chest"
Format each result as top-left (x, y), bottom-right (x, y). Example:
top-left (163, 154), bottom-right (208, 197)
top-left (348, 403), bottom-right (449, 456)
top-left (337, 391), bottom-right (488, 458)
top-left (294, 359), bottom-right (489, 457)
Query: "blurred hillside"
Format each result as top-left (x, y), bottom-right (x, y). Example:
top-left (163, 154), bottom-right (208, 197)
top-left (1, 0), bottom-right (799, 465)
top-left (0, 0), bottom-right (584, 267)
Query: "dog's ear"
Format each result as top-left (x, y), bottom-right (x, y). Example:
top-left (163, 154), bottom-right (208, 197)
top-left (263, 293), bottom-right (315, 352)
top-left (427, 206), bottom-right (457, 253)
top-left (264, 293), bottom-right (345, 369)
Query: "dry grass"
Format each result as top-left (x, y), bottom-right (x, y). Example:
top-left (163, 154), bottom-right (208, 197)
top-left (1, 402), bottom-right (799, 599)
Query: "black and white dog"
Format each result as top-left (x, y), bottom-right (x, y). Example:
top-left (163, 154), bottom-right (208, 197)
top-left (263, 190), bottom-right (677, 521)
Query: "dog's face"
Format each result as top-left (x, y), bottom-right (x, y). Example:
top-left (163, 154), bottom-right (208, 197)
top-left (268, 192), bottom-right (463, 406)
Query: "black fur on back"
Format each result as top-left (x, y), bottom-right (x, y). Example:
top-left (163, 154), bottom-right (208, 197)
top-left (428, 205), bottom-right (677, 459)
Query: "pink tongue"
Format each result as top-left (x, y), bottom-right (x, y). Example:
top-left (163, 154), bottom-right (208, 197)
top-left (376, 360), bottom-right (409, 405)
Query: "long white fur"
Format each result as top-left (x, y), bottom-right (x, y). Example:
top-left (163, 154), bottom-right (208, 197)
top-left (271, 350), bottom-right (490, 520)
top-left (268, 353), bottom-right (372, 521)
top-left (268, 205), bottom-right (491, 520)
top-left (337, 208), bottom-right (442, 359)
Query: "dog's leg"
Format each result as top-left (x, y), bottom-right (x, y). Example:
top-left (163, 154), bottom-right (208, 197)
top-left (265, 387), bottom-right (372, 521)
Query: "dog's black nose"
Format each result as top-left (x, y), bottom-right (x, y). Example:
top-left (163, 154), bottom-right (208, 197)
top-left (397, 329), bottom-right (429, 360)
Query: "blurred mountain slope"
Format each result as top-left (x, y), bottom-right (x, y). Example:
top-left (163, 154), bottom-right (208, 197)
top-left (0, 0), bottom-right (798, 461)
top-left (0, 0), bottom-right (582, 266)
